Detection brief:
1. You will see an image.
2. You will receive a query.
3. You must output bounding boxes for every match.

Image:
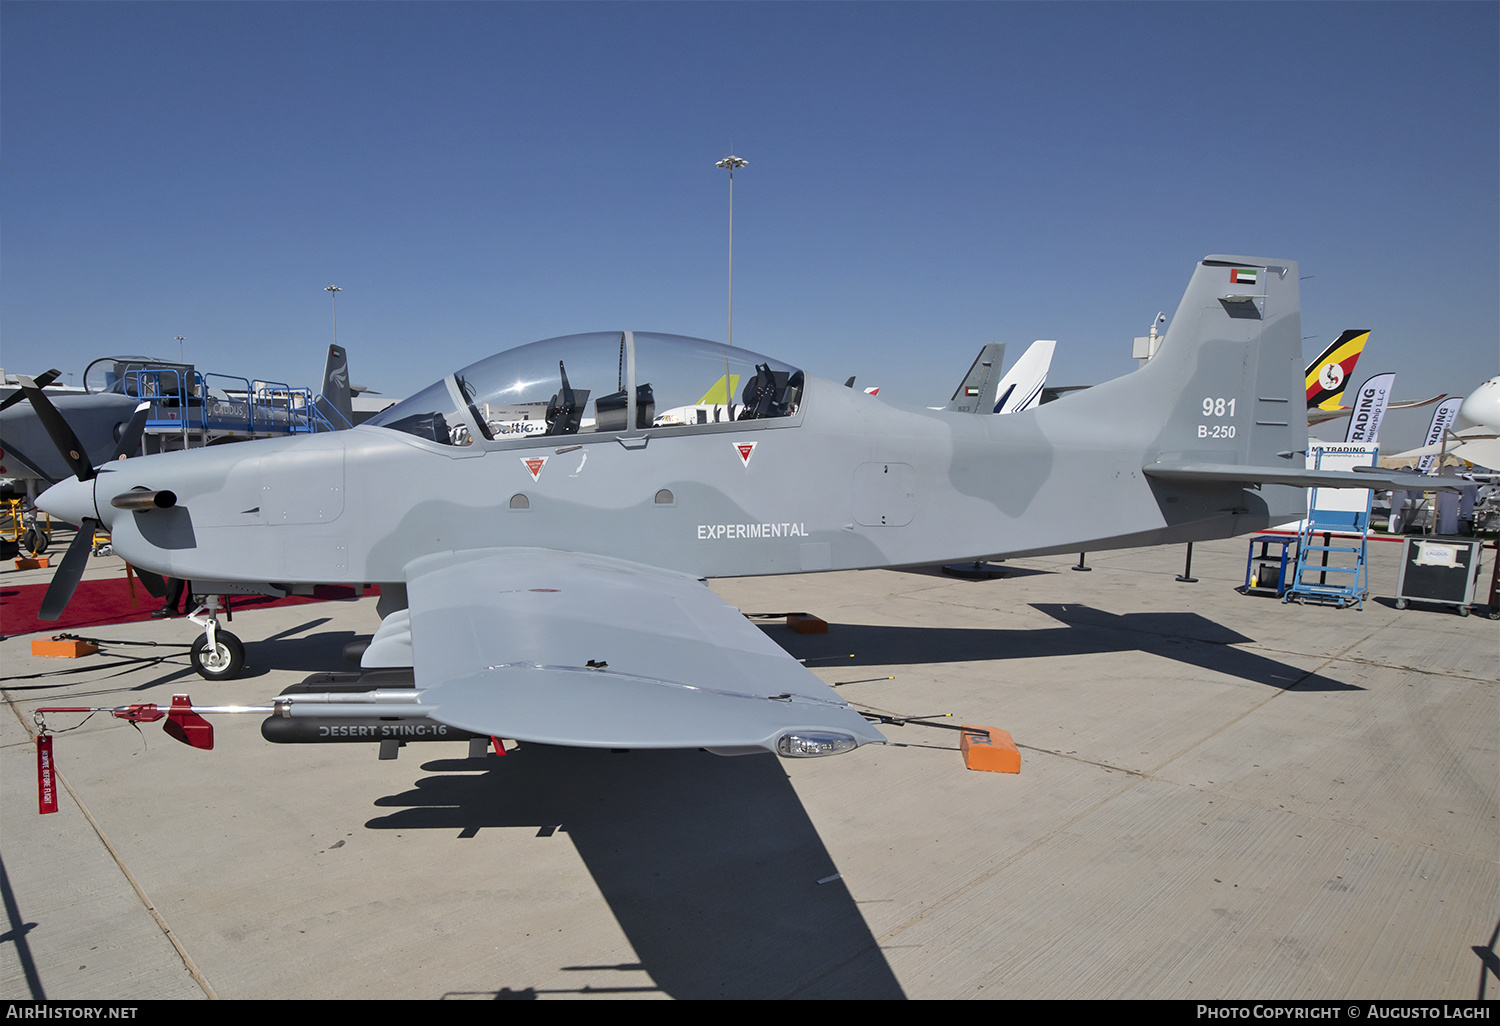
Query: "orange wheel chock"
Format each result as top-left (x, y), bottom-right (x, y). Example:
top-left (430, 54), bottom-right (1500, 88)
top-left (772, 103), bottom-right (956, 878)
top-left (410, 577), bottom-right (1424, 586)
top-left (786, 613), bottom-right (829, 634)
top-left (31, 637), bottom-right (99, 659)
top-left (960, 725), bottom-right (1020, 773)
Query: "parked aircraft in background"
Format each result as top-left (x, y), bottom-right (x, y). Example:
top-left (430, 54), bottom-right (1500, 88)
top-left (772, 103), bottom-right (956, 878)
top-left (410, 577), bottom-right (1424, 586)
top-left (941, 343), bottom-right (1005, 414)
top-left (991, 340), bottom-right (1055, 415)
top-left (1389, 375), bottom-right (1500, 471)
top-left (3, 347), bottom-right (356, 556)
top-left (1305, 329), bottom-right (1369, 419)
top-left (1303, 330), bottom-right (1446, 425)
top-left (938, 339), bottom-right (1059, 415)
top-left (2, 368), bottom-right (146, 493)
top-left (4, 347), bottom-right (355, 487)
top-left (34, 256), bottom-right (1450, 760)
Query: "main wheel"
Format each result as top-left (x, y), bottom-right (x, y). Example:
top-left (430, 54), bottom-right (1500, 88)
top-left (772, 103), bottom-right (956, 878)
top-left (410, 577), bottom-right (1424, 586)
top-left (191, 631), bottom-right (245, 680)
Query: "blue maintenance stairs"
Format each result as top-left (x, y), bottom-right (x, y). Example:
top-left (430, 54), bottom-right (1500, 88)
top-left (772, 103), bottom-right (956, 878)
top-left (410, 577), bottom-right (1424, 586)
top-left (1282, 449), bottom-right (1373, 610)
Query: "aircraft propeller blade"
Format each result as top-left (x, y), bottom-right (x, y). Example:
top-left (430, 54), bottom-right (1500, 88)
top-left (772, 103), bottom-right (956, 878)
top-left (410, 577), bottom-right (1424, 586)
top-left (40, 520), bottom-right (98, 621)
top-left (0, 369), bottom-right (61, 411)
top-left (15, 375), bottom-right (95, 482)
top-left (110, 402), bottom-right (151, 462)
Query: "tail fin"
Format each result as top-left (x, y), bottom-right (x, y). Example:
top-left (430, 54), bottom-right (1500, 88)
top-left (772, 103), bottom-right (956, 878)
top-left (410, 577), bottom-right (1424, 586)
top-left (1305, 329), bottom-right (1369, 411)
top-left (1111, 258), bottom-right (1438, 494)
top-left (315, 344), bottom-right (355, 430)
top-left (944, 343), bottom-right (1006, 414)
top-left (1054, 256), bottom-right (1304, 472)
top-left (1003, 256), bottom-right (1452, 541)
top-left (993, 340), bottom-right (1056, 414)
top-left (1149, 256), bottom-right (1303, 469)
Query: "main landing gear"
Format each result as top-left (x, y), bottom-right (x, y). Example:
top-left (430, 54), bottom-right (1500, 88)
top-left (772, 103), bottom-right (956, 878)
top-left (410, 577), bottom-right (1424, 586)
top-left (187, 595), bottom-right (245, 680)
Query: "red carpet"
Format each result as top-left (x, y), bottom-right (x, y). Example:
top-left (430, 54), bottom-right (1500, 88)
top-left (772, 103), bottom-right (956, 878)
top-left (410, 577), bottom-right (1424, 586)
top-left (1, 575), bottom-right (378, 638)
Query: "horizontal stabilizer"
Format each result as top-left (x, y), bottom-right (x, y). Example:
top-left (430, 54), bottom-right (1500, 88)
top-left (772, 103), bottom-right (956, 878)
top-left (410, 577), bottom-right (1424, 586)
top-left (1143, 461), bottom-right (1461, 493)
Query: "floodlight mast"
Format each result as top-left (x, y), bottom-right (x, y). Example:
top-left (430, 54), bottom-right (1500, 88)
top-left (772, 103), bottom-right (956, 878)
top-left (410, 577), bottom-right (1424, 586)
top-left (716, 155), bottom-right (748, 347)
top-left (325, 285), bottom-right (342, 347)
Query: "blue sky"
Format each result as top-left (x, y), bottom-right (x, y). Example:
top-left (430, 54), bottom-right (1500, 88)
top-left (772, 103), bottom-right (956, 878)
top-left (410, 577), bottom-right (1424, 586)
top-left (4, 2), bottom-right (1496, 447)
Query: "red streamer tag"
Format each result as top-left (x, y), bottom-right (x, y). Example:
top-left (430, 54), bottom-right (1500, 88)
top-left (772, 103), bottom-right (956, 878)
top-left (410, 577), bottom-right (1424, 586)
top-left (37, 734), bottom-right (58, 814)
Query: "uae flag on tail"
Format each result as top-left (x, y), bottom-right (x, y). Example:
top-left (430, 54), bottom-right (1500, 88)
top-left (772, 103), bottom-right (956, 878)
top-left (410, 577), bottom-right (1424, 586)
top-left (1229, 267), bottom-right (1258, 285)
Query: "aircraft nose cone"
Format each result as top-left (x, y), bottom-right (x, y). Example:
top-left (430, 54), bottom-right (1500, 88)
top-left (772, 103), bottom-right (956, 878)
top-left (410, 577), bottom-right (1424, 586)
top-left (36, 475), bottom-right (97, 526)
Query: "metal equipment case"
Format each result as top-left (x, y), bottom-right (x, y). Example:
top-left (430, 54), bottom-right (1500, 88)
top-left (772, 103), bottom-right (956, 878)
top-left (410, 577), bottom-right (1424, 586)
top-left (1393, 535), bottom-right (1485, 616)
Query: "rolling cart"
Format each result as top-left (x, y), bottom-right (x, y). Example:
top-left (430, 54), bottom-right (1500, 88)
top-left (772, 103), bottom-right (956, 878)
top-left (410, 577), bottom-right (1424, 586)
top-left (1393, 536), bottom-right (1486, 616)
top-left (1244, 534), bottom-right (1296, 597)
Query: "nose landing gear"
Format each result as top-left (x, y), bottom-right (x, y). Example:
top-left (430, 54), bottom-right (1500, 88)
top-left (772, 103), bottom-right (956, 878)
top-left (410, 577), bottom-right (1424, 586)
top-left (187, 595), bottom-right (245, 680)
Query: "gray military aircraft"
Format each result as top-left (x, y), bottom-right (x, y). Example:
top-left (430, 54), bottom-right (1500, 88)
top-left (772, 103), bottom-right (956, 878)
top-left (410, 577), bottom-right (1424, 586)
top-left (34, 255), bottom-right (1451, 760)
top-left (4, 347), bottom-right (358, 564)
top-left (3, 347), bottom-right (357, 488)
top-left (1, 370), bottom-right (144, 497)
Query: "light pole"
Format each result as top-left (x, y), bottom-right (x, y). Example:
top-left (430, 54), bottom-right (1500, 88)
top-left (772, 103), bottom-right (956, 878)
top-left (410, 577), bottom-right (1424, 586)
top-left (325, 285), bottom-right (341, 347)
top-left (715, 155), bottom-right (747, 346)
top-left (175, 336), bottom-right (185, 363)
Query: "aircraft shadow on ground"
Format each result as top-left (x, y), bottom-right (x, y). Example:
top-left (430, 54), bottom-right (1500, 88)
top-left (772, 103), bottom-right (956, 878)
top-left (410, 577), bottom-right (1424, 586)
top-left (885, 563), bottom-right (1052, 579)
top-left (364, 744), bottom-right (905, 1000)
top-left (0, 851), bottom-right (45, 1000)
top-left (770, 603), bottom-right (1358, 692)
top-left (71, 622), bottom-right (361, 691)
top-left (237, 627), bottom-right (359, 678)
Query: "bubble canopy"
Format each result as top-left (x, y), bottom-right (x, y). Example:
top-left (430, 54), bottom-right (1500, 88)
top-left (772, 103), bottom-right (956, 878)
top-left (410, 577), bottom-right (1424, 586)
top-left (367, 332), bottom-right (804, 446)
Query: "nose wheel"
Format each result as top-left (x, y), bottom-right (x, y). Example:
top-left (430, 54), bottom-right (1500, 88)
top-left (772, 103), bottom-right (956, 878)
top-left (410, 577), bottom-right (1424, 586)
top-left (22, 524), bottom-right (49, 556)
top-left (187, 595), bottom-right (246, 680)
top-left (190, 631), bottom-right (245, 680)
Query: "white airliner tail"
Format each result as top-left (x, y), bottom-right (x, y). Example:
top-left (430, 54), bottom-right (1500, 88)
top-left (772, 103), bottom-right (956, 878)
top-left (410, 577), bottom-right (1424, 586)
top-left (993, 340), bottom-right (1056, 414)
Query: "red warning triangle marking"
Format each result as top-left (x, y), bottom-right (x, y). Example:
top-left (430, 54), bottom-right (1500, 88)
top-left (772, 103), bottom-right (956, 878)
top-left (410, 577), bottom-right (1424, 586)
top-left (734, 441), bottom-right (757, 466)
top-left (522, 456), bottom-right (548, 481)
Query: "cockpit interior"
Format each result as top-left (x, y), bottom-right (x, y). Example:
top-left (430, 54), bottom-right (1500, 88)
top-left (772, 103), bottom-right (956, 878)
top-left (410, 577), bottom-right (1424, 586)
top-left (368, 331), bottom-right (804, 447)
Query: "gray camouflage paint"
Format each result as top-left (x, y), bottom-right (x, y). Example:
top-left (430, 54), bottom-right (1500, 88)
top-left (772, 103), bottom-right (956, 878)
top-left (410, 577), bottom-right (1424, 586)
top-left (43, 255), bottom-right (1310, 587)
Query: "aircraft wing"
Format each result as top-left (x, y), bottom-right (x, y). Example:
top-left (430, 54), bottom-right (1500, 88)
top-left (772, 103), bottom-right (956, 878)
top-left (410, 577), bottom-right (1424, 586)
top-left (403, 548), bottom-right (886, 755)
top-left (1306, 406), bottom-right (1349, 426)
top-left (1306, 393), bottom-right (1449, 425)
top-left (1384, 427), bottom-right (1500, 471)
